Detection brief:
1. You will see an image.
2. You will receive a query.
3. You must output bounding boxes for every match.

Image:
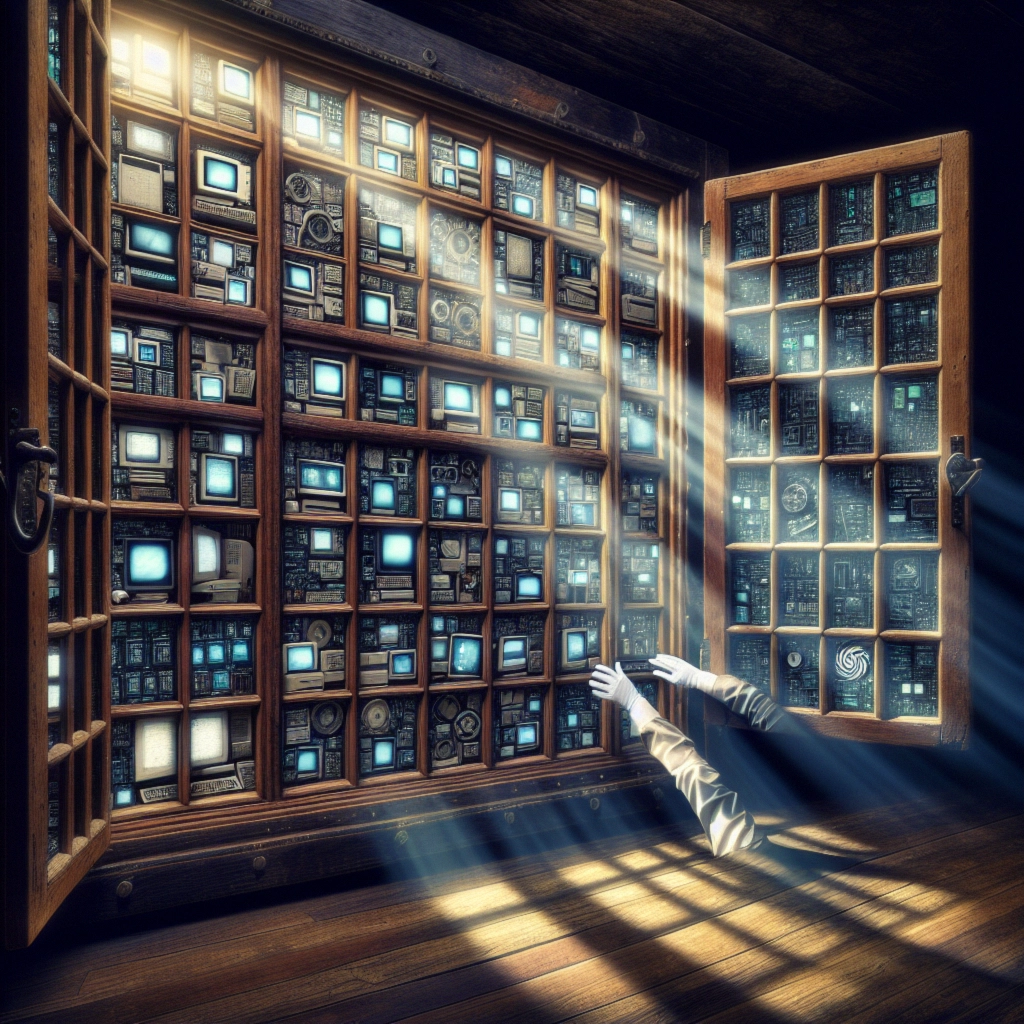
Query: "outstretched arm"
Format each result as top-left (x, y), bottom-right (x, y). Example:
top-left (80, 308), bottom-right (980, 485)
top-left (589, 664), bottom-right (758, 857)
top-left (649, 654), bottom-right (794, 733)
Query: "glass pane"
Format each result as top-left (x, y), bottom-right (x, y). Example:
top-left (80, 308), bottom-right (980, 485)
top-left (190, 616), bottom-right (257, 699)
top-left (828, 638), bottom-right (874, 712)
top-left (730, 198), bottom-right (770, 261)
top-left (778, 636), bottom-right (819, 708)
top-left (883, 553), bottom-right (939, 631)
top-left (778, 260), bottom-right (819, 302)
top-left (828, 465), bottom-right (874, 543)
top-left (885, 243), bottom-right (937, 288)
top-left (886, 168), bottom-right (938, 237)
top-left (729, 313), bottom-right (770, 378)
top-left (728, 636), bottom-right (771, 693)
top-left (829, 304), bottom-right (874, 369)
top-left (884, 295), bottom-right (938, 365)
top-left (883, 462), bottom-right (939, 543)
top-left (826, 552), bottom-right (874, 629)
top-left (729, 553), bottom-right (770, 626)
top-left (778, 465), bottom-right (819, 542)
top-left (827, 377), bottom-right (874, 455)
top-left (778, 381), bottom-right (819, 456)
top-left (780, 190), bottom-right (819, 254)
top-left (829, 251), bottom-right (873, 296)
top-left (777, 552), bottom-right (819, 627)
top-left (885, 641), bottom-right (938, 717)
top-left (884, 375), bottom-right (939, 453)
top-left (555, 684), bottom-right (602, 751)
top-left (777, 308), bottom-right (819, 374)
top-left (829, 179), bottom-right (873, 246)
top-left (728, 467), bottom-right (771, 544)
top-left (729, 385), bottom-right (771, 457)
top-left (110, 617), bottom-right (177, 706)
top-left (729, 266), bottom-right (770, 309)
top-left (618, 610), bottom-right (660, 671)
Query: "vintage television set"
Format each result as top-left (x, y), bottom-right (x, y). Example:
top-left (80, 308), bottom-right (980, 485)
top-left (387, 649), bottom-right (418, 681)
top-left (191, 526), bottom-right (255, 603)
top-left (282, 640), bottom-right (322, 692)
top-left (296, 457), bottom-right (346, 512)
top-left (124, 220), bottom-right (176, 266)
top-left (496, 635), bottom-right (529, 675)
top-left (560, 626), bottom-right (589, 672)
top-left (195, 150), bottom-right (252, 204)
top-left (122, 537), bottom-right (175, 600)
top-left (514, 570), bottom-right (544, 602)
top-left (448, 634), bottom-right (484, 679)
top-left (431, 377), bottom-right (481, 433)
top-left (370, 477), bottom-right (398, 515)
top-left (134, 716), bottom-right (178, 783)
top-left (375, 529), bottom-right (416, 600)
top-left (309, 357), bottom-right (346, 405)
top-left (198, 453), bottom-right (239, 505)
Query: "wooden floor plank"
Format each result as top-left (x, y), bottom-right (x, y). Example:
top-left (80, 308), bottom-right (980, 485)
top-left (382, 818), bottom-right (1023, 1024)
top-left (1, 801), bottom-right (1018, 1024)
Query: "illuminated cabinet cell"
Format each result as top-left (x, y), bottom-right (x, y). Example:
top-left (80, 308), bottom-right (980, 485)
top-left (430, 692), bottom-right (483, 769)
top-left (885, 296), bottom-right (938, 365)
top-left (191, 141), bottom-right (256, 232)
top-left (885, 243), bottom-right (937, 288)
top-left (885, 642), bottom-right (938, 718)
top-left (826, 552), bottom-right (874, 629)
top-left (494, 687), bottom-right (544, 760)
top-left (729, 553), bottom-right (770, 626)
top-left (493, 614), bottom-right (546, 678)
top-left (729, 313), bottom-right (770, 379)
top-left (728, 636), bottom-right (771, 694)
top-left (359, 187), bottom-right (417, 274)
top-left (282, 524), bottom-right (347, 605)
top-left (111, 320), bottom-right (176, 397)
top-left (357, 614), bottom-right (419, 689)
top-left (730, 385), bottom-right (771, 457)
top-left (428, 534), bottom-right (483, 605)
top-left (111, 617), bottom-right (177, 705)
top-left (555, 611), bottom-right (601, 674)
top-left (282, 78), bottom-right (346, 157)
top-left (359, 104), bottom-right (417, 181)
top-left (493, 151), bottom-right (543, 221)
top-left (431, 288), bottom-right (482, 350)
top-left (359, 445), bottom-right (416, 518)
top-left (429, 452), bottom-right (483, 522)
top-left (827, 377), bottom-right (874, 455)
top-left (359, 527), bottom-right (418, 604)
top-left (282, 438), bottom-right (347, 516)
top-left (191, 49), bottom-right (257, 132)
top-left (777, 308), bottom-right (819, 374)
top-left (828, 465), bottom-right (874, 543)
top-left (884, 375), bottom-right (939, 454)
top-left (730, 197), bottom-right (770, 261)
top-left (829, 179), bottom-right (873, 246)
top-left (282, 166), bottom-right (345, 257)
top-left (493, 534), bottom-right (545, 605)
top-left (110, 716), bottom-right (179, 810)
top-left (359, 697), bottom-right (418, 775)
top-left (729, 266), bottom-right (770, 309)
top-left (728, 467), bottom-right (771, 544)
top-left (883, 553), bottom-right (939, 632)
top-left (429, 130), bottom-right (482, 200)
top-left (429, 614), bottom-right (484, 683)
top-left (618, 611), bottom-right (660, 673)
top-left (282, 613), bottom-right (348, 694)
top-left (620, 194), bottom-right (659, 257)
top-left (112, 115), bottom-right (178, 217)
top-left (556, 172), bottom-right (600, 235)
top-left (828, 304), bottom-right (874, 369)
top-left (883, 462), bottom-right (938, 543)
top-left (777, 552), bottom-right (819, 627)
top-left (827, 638), bottom-right (874, 712)
top-left (190, 616), bottom-right (256, 699)
top-left (556, 684), bottom-right (603, 751)
top-left (282, 700), bottom-right (346, 786)
top-left (778, 637), bottom-right (819, 709)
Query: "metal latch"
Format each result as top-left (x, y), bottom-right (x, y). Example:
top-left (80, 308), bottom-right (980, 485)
top-left (946, 435), bottom-right (983, 529)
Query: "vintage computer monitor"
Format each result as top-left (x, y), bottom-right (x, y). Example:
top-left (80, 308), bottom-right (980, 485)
top-left (292, 106), bottom-right (323, 145)
top-left (569, 501), bottom-right (597, 527)
top-left (497, 635), bottom-right (528, 674)
top-left (118, 153), bottom-right (163, 212)
top-left (221, 433), bottom-right (245, 456)
top-left (198, 453), bottom-right (239, 505)
top-left (118, 425), bottom-right (174, 469)
top-left (127, 120), bottom-right (174, 161)
top-left (217, 60), bottom-right (254, 107)
top-left (372, 737), bottom-right (396, 769)
top-left (377, 369), bottom-right (406, 403)
top-left (377, 222), bottom-right (404, 256)
top-left (282, 260), bottom-right (316, 299)
top-left (225, 276), bottom-right (253, 307)
top-left (134, 715), bottom-right (177, 782)
top-left (570, 407), bottom-right (599, 439)
top-left (297, 458), bottom-right (346, 511)
top-left (448, 634), bottom-right (483, 679)
top-left (124, 220), bottom-right (176, 264)
top-left (231, 638), bottom-right (252, 665)
top-left (361, 291), bottom-right (394, 332)
top-left (378, 529), bottom-right (415, 573)
top-left (133, 336), bottom-right (162, 367)
top-left (130, 37), bottom-right (175, 103)
top-left (382, 116), bottom-right (414, 151)
top-left (516, 722), bottom-right (539, 750)
top-left (445, 494), bottom-right (466, 519)
top-left (111, 327), bottom-right (132, 361)
top-left (628, 413), bottom-right (657, 454)
top-left (497, 487), bottom-right (522, 522)
top-left (517, 311), bottom-right (541, 339)
top-left (515, 418), bottom-right (543, 442)
top-left (191, 526), bottom-right (222, 584)
top-left (515, 570), bottom-right (543, 602)
top-left (194, 370), bottom-right (227, 402)
top-left (560, 627), bottom-right (589, 671)
top-left (456, 143), bottom-right (479, 171)
top-left (577, 183), bottom-right (599, 209)
top-left (441, 380), bottom-right (480, 422)
top-left (387, 649), bottom-right (417, 682)
top-left (310, 526), bottom-right (344, 555)
top-left (123, 537), bottom-right (174, 596)
top-left (195, 150), bottom-right (252, 204)
top-left (295, 745), bottom-right (323, 780)
top-left (569, 569), bottom-right (590, 588)
top-left (430, 636), bottom-right (450, 673)
top-left (309, 357), bottom-right (346, 405)
top-left (222, 536), bottom-right (254, 588)
top-left (190, 710), bottom-right (230, 769)
top-left (282, 641), bottom-right (324, 692)
top-left (370, 477), bottom-right (397, 515)
top-left (511, 193), bottom-right (535, 218)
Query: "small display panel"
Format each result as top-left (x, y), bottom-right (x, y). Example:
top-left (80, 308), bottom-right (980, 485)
top-left (283, 524), bottom-right (347, 605)
top-left (729, 385), bottom-right (771, 457)
top-left (282, 78), bottom-right (346, 156)
top-left (359, 360), bottom-right (418, 424)
top-left (729, 266), bottom-right (770, 309)
top-left (191, 50), bottom-right (256, 132)
top-left (110, 321), bottom-right (176, 397)
top-left (620, 331), bottom-right (659, 390)
top-left (281, 701), bottom-right (345, 786)
top-left (728, 467), bottom-right (771, 544)
top-left (358, 271), bottom-right (419, 339)
top-left (777, 308), bottom-right (819, 374)
top-left (555, 464), bottom-right (602, 530)
top-left (429, 615), bottom-right (485, 683)
top-left (493, 613), bottom-right (546, 677)
top-left (621, 472), bottom-right (659, 535)
top-left (730, 198), bottom-right (770, 261)
top-left (556, 535), bottom-right (603, 604)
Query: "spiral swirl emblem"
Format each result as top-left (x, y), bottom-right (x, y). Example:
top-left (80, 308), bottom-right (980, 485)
top-left (835, 642), bottom-right (870, 681)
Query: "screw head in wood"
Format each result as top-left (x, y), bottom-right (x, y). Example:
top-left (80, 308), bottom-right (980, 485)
top-left (115, 880), bottom-right (133, 899)
top-left (554, 101), bottom-right (569, 119)
top-left (252, 855), bottom-right (267, 871)
top-left (589, 797), bottom-right (601, 811)
top-left (395, 829), bottom-right (409, 846)
top-left (504, 811), bottom-right (515, 825)
top-left (422, 47), bottom-right (438, 67)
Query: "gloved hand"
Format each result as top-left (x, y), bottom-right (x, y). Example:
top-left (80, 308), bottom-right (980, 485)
top-left (649, 654), bottom-right (717, 694)
top-left (589, 662), bottom-right (641, 711)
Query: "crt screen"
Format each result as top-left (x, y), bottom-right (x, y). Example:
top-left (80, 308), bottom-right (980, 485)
top-left (128, 541), bottom-right (171, 584)
top-left (450, 637), bottom-right (482, 676)
top-left (287, 644), bottom-right (316, 672)
top-left (380, 531), bottom-right (414, 568)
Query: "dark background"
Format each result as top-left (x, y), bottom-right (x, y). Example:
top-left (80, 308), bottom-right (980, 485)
top-left (367, 0), bottom-right (1024, 805)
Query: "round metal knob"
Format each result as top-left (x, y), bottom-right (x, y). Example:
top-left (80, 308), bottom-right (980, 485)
top-left (504, 811), bottom-right (515, 825)
top-left (116, 880), bottom-right (133, 899)
top-left (252, 855), bottom-right (267, 871)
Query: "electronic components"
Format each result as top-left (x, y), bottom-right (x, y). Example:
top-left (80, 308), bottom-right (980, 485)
top-left (430, 288), bottom-right (482, 350)
top-left (430, 692), bottom-right (483, 769)
top-left (111, 113), bottom-right (177, 216)
top-left (191, 142), bottom-right (255, 231)
top-left (494, 459), bottom-right (544, 525)
top-left (885, 641), bottom-right (938, 717)
top-left (283, 438), bottom-right (347, 514)
top-left (430, 374), bottom-right (482, 434)
top-left (620, 193), bottom-right (659, 256)
top-left (556, 535), bottom-right (602, 604)
top-left (827, 552), bottom-right (874, 629)
top-left (829, 464), bottom-right (874, 543)
top-left (494, 229), bottom-right (544, 301)
top-left (829, 304), bottom-right (874, 368)
top-left (556, 317), bottom-right (601, 372)
top-left (728, 636), bottom-right (771, 694)
top-left (778, 552), bottom-right (819, 627)
top-left (493, 614), bottom-right (546, 676)
top-left (358, 615), bottom-right (419, 689)
top-left (429, 452), bottom-right (482, 522)
top-left (187, 709), bottom-right (256, 797)
top-left (282, 346), bottom-right (347, 416)
top-left (359, 445), bottom-right (417, 518)
top-left (189, 428), bottom-right (256, 508)
top-left (621, 472), bottom-right (659, 534)
top-left (493, 150), bottom-right (543, 221)
top-left (190, 616), bottom-right (255, 698)
top-left (493, 381), bottom-right (544, 443)
top-left (885, 243), bottom-right (937, 288)
top-left (429, 615), bottom-right (484, 682)
top-left (556, 390), bottom-right (600, 449)
top-left (729, 467), bottom-right (771, 544)
top-left (885, 295), bottom-right (938, 365)
top-left (829, 251), bottom-right (873, 296)
top-left (190, 229), bottom-right (256, 306)
top-left (110, 321), bottom-right (176, 396)
top-left (884, 462), bottom-right (938, 542)
top-left (283, 524), bottom-right (347, 605)
top-left (112, 422), bottom-right (176, 503)
top-left (282, 614), bottom-right (348, 692)
top-left (358, 271), bottom-right (419, 338)
top-left (282, 702), bottom-right (345, 785)
top-left (493, 687), bottom-right (544, 760)
top-left (359, 103), bottom-right (417, 181)
top-left (359, 360), bottom-right (418, 424)
top-left (620, 540), bottom-right (659, 603)
top-left (779, 260), bottom-right (819, 302)
top-left (556, 684), bottom-right (602, 750)
top-left (495, 305), bottom-right (544, 361)
top-left (359, 696), bottom-right (417, 775)
top-left (111, 212), bottom-right (178, 292)
top-left (428, 532), bottom-right (482, 604)
top-left (779, 381), bottom-right (819, 455)
top-left (620, 399), bottom-right (658, 454)
top-left (730, 385), bottom-right (771, 457)
top-left (429, 129), bottom-right (481, 199)
top-left (778, 308), bottom-right (819, 374)
top-left (556, 171), bottom-right (600, 235)
top-left (778, 464), bottom-right (819, 541)
top-left (360, 527), bottom-right (417, 603)
top-left (493, 534), bottom-right (545, 605)
top-left (827, 377), bottom-right (874, 454)
top-left (618, 611), bottom-right (660, 674)
top-left (190, 333), bottom-right (257, 404)
top-left (429, 208), bottom-right (482, 286)
top-left (885, 375), bottom-right (938, 454)
top-left (557, 612), bottom-right (602, 674)
top-left (830, 179), bottom-right (873, 246)
top-left (886, 167), bottom-right (938, 236)
top-left (282, 166), bottom-right (345, 256)
top-left (111, 617), bottom-right (176, 705)
top-left (731, 197), bottom-right (770, 261)
top-left (729, 266), bottom-right (770, 309)
top-left (556, 242), bottom-right (600, 314)
top-left (189, 520), bottom-right (256, 605)
top-left (281, 78), bottom-right (345, 156)
top-left (111, 517), bottom-right (176, 604)
top-left (191, 49), bottom-right (256, 131)
top-left (556, 464), bottom-right (601, 529)
top-left (780, 190), bottom-right (818, 254)
top-left (282, 253), bottom-right (344, 323)
top-left (729, 553), bottom-right (770, 626)
top-left (883, 553), bottom-right (938, 632)
top-left (359, 186), bottom-right (417, 273)
top-left (729, 314), bottom-right (770, 378)
top-left (778, 637), bottom-right (819, 708)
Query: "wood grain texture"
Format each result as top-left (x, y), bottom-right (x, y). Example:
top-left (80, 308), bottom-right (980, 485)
top-left (0, 797), bottom-right (1019, 1023)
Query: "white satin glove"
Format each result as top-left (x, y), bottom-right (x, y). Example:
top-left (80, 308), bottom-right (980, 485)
top-left (589, 662), bottom-right (641, 711)
top-left (649, 653), bottom-right (718, 694)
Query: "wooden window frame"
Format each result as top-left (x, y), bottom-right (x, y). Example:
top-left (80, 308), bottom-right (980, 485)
top-left (704, 133), bottom-right (971, 747)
